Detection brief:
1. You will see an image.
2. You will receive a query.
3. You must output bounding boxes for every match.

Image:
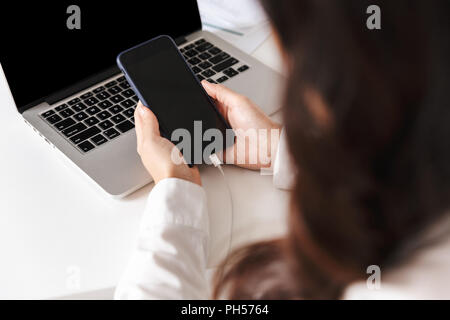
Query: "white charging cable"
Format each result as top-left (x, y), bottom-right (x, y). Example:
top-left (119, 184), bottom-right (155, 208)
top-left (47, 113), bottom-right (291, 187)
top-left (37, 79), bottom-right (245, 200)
top-left (209, 154), bottom-right (234, 262)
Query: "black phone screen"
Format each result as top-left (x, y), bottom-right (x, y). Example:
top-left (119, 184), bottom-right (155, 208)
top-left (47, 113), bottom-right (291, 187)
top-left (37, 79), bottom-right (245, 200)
top-left (118, 36), bottom-right (232, 165)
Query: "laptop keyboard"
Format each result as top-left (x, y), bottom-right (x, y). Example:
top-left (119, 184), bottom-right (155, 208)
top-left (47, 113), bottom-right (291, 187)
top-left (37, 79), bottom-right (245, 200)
top-left (40, 38), bottom-right (250, 154)
top-left (180, 38), bottom-right (250, 84)
top-left (41, 76), bottom-right (138, 153)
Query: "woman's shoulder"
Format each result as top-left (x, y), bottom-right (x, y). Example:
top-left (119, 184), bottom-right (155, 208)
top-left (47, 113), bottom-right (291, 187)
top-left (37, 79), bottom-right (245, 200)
top-left (343, 213), bottom-right (450, 300)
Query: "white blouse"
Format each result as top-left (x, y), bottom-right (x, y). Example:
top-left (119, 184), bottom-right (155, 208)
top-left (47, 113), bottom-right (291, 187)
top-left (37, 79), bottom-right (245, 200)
top-left (115, 131), bottom-right (450, 300)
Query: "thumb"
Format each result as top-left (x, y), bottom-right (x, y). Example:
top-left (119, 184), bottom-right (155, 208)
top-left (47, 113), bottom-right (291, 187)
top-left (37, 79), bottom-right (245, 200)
top-left (202, 80), bottom-right (242, 111)
top-left (135, 102), bottom-right (160, 142)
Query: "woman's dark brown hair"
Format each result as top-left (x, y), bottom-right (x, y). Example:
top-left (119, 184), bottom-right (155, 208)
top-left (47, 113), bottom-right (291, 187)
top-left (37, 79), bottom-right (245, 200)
top-left (214, 0), bottom-right (450, 299)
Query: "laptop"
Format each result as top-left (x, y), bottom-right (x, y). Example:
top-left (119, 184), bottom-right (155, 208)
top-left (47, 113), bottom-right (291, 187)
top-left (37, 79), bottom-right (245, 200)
top-left (0, 1), bottom-right (284, 197)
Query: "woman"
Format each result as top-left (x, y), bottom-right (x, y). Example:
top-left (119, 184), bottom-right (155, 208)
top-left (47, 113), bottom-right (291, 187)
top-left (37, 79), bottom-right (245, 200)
top-left (116, 0), bottom-right (450, 299)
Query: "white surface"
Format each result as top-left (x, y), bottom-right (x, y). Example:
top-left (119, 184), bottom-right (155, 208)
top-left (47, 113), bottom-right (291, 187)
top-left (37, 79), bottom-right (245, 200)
top-left (198, 0), bottom-right (268, 29)
top-left (198, 0), bottom-right (271, 54)
top-left (0, 35), bottom-right (287, 299)
top-left (203, 21), bottom-right (271, 55)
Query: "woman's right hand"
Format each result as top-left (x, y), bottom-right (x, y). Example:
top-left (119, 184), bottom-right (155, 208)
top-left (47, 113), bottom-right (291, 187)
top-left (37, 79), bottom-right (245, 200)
top-left (202, 80), bottom-right (282, 170)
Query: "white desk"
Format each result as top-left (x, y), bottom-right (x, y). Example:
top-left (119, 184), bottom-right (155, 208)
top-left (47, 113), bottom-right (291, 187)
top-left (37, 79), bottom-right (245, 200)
top-left (0, 35), bottom-right (288, 299)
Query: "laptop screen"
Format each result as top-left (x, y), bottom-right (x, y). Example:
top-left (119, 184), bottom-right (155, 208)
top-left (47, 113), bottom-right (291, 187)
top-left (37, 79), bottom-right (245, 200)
top-left (0, 1), bottom-right (202, 111)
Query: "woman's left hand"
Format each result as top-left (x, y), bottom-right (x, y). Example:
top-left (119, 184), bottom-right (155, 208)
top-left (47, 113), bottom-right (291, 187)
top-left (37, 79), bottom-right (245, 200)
top-left (134, 102), bottom-right (202, 186)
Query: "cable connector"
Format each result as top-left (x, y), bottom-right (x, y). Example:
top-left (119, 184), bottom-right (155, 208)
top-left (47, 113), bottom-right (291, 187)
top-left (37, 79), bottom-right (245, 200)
top-left (209, 154), bottom-right (225, 176)
top-left (209, 153), bottom-right (222, 167)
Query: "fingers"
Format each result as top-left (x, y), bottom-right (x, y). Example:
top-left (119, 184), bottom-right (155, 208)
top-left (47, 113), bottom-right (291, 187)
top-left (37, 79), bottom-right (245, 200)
top-left (202, 80), bottom-right (244, 112)
top-left (134, 102), bottom-right (160, 151)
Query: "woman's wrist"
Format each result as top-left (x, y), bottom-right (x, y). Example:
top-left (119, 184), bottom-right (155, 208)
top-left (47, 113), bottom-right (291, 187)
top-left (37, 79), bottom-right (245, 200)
top-left (152, 164), bottom-right (202, 186)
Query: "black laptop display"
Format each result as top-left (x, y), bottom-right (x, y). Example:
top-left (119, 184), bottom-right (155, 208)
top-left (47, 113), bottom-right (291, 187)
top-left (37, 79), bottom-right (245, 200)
top-left (0, 1), bottom-right (201, 112)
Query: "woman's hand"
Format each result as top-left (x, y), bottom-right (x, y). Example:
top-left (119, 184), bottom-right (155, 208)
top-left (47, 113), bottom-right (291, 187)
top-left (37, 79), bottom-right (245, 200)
top-left (202, 80), bottom-right (282, 170)
top-left (134, 102), bottom-right (201, 186)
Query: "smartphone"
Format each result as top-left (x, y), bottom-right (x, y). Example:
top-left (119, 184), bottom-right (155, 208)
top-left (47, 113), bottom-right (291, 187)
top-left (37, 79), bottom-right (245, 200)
top-left (117, 35), bottom-right (233, 165)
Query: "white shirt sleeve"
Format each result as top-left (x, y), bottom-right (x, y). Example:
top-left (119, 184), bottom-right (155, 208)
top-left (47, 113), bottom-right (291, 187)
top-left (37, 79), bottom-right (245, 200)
top-left (115, 130), bottom-right (295, 300)
top-left (273, 128), bottom-right (297, 190)
top-left (114, 178), bottom-right (210, 300)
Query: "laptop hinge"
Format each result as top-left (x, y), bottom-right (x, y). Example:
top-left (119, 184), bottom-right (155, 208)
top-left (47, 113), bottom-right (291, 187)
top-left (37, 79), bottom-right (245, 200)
top-left (174, 36), bottom-right (188, 46)
top-left (46, 66), bottom-right (120, 106)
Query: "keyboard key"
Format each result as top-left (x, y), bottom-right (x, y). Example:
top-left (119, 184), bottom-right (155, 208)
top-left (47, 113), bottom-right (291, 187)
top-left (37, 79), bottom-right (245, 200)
top-left (93, 86), bottom-right (105, 94)
top-left (46, 114), bottom-right (62, 124)
top-left (209, 52), bottom-right (230, 65)
top-left (119, 82), bottom-right (130, 89)
top-left (91, 134), bottom-right (108, 146)
top-left (99, 120), bottom-right (114, 130)
top-left (206, 79), bottom-right (216, 84)
top-left (70, 126), bottom-right (101, 144)
top-left (185, 43), bottom-right (196, 49)
top-left (238, 65), bottom-right (250, 72)
top-left (110, 95), bottom-right (124, 104)
top-left (212, 58), bottom-right (239, 73)
top-left (201, 69), bottom-right (216, 78)
top-left (208, 47), bottom-right (221, 55)
top-left (63, 123), bottom-right (87, 137)
top-left (55, 104), bottom-right (68, 112)
top-left (97, 110), bottom-right (111, 121)
top-left (74, 112), bottom-right (88, 121)
top-left (111, 114), bottom-right (126, 124)
top-left (105, 80), bottom-right (117, 88)
top-left (192, 66), bottom-right (202, 74)
top-left (104, 128), bottom-right (120, 140)
top-left (117, 76), bottom-right (126, 82)
top-left (95, 91), bottom-right (111, 101)
top-left (85, 117), bottom-right (100, 126)
top-left (85, 97), bottom-right (99, 106)
top-left (184, 49), bottom-right (198, 58)
top-left (78, 141), bottom-right (95, 153)
top-left (108, 86), bottom-right (122, 95)
top-left (80, 92), bottom-right (93, 100)
top-left (223, 68), bottom-right (239, 78)
top-left (72, 102), bottom-right (87, 112)
top-left (195, 42), bottom-right (213, 52)
top-left (98, 100), bottom-right (113, 109)
top-left (199, 61), bottom-right (212, 70)
top-left (116, 120), bottom-right (135, 133)
top-left (195, 39), bottom-right (205, 45)
top-left (87, 106), bottom-right (101, 115)
top-left (121, 99), bottom-right (135, 109)
top-left (68, 98), bottom-right (81, 106)
top-left (123, 108), bottom-right (135, 117)
top-left (188, 57), bottom-right (201, 65)
top-left (197, 75), bottom-right (205, 81)
top-left (198, 52), bottom-right (212, 60)
top-left (42, 110), bottom-right (55, 118)
top-left (60, 108), bottom-right (74, 118)
top-left (122, 89), bottom-right (135, 98)
top-left (55, 118), bottom-right (76, 131)
top-left (132, 96), bottom-right (139, 103)
top-left (216, 76), bottom-right (228, 83)
top-left (180, 48), bottom-right (186, 53)
top-left (109, 105), bottom-right (124, 114)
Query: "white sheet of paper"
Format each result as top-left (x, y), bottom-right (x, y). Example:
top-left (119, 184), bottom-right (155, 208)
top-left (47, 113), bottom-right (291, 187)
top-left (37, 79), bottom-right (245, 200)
top-left (197, 0), bottom-right (271, 54)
